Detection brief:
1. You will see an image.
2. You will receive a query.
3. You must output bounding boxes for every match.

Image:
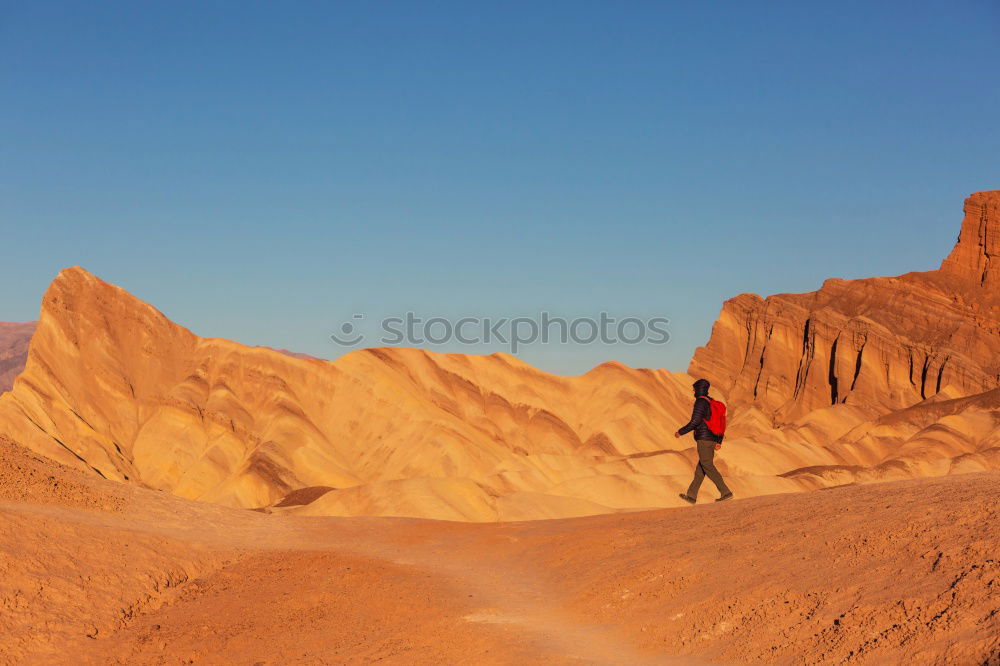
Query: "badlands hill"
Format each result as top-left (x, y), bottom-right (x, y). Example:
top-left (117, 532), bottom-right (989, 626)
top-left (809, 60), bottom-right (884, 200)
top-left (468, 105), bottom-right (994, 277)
top-left (1, 191), bottom-right (998, 520)
top-left (0, 321), bottom-right (35, 393)
top-left (0, 268), bottom-right (709, 520)
top-left (691, 191), bottom-right (1000, 424)
top-left (687, 190), bottom-right (1000, 490)
top-left (1, 433), bottom-right (996, 665)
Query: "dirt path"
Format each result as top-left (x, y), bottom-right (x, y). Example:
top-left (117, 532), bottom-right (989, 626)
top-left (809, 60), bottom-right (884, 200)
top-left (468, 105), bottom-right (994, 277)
top-left (326, 524), bottom-right (689, 665)
top-left (4, 465), bottom-right (999, 664)
top-left (53, 503), bottom-right (685, 665)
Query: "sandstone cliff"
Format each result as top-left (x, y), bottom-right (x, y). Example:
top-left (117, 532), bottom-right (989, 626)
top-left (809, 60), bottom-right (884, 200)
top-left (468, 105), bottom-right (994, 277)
top-left (690, 191), bottom-right (1000, 426)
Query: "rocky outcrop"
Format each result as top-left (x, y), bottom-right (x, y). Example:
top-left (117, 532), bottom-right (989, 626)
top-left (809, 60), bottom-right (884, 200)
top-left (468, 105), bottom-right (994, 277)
top-left (5, 188), bottom-right (1000, 521)
top-left (0, 267), bottom-right (714, 518)
top-left (940, 190), bottom-right (1000, 288)
top-left (0, 322), bottom-right (36, 393)
top-left (690, 191), bottom-right (1000, 426)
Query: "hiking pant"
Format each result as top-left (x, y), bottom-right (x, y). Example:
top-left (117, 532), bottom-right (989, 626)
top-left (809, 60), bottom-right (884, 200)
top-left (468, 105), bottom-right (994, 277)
top-left (686, 439), bottom-right (731, 499)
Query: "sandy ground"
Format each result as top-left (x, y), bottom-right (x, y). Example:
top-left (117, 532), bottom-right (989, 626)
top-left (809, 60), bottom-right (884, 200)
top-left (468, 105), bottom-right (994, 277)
top-left (1, 437), bottom-right (997, 665)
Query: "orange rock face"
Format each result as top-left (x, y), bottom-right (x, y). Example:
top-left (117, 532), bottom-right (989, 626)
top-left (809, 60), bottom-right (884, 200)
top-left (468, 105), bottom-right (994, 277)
top-left (940, 190), bottom-right (1000, 288)
top-left (0, 322), bottom-right (35, 393)
top-left (2, 192), bottom-right (998, 521)
top-left (690, 191), bottom-right (1000, 426)
top-left (3, 193), bottom-right (999, 665)
top-left (0, 267), bottom-right (715, 519)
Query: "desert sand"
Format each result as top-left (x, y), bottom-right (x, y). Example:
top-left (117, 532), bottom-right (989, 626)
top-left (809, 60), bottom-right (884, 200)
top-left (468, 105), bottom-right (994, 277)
top-left (1, 191), bottom-right (999, 664)
top-left (2, 434), bottom-right (997, 665)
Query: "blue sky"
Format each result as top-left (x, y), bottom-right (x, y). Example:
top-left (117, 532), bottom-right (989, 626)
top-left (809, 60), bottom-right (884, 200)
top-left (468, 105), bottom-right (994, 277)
top-left (2, 1), bottom-right (998, 375)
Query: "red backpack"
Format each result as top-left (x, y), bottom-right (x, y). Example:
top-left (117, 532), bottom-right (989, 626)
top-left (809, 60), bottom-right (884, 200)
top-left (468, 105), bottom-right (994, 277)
top-left (698, 396), bottom-right (727, 436)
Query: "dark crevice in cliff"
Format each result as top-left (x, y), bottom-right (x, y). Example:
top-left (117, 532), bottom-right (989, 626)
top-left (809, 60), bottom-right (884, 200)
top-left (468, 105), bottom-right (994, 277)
top-left (980, 208), bottom-right (991, 285)
top-left (24, 413), bottom-right (87, 464)
top-left (793, 318), bottom-right (813, 400)
top-left (850, 342), bottom-right (866, 393)
top-left (920, 355), bottom-right (931, 399)
top-left (936, 356), bottom-right (950, 394)
top-left (738, 306), bottom-right (756, 376)
top-left (828, 336), bottom-right (840, 405)
top-left (70, 407), bottom-right (95, 431)
top-left (22, 411), bottom-right (108, 478)
top-left (51, 436), bottom-right (86, 463)
top-left (908, 352), bottom-right (915, 386)
top-left (742, 313), bottom-right (754, 371)
top-left (752, 325), bottom-right (772, 399)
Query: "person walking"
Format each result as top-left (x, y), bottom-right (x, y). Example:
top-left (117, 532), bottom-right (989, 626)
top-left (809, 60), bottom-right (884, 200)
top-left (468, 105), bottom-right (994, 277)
top-left (675, 378), bottom-right (733, 504)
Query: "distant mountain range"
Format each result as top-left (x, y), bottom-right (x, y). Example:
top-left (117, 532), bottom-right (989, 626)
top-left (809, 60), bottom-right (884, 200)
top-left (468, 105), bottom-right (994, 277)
top-left (0, 321), bottom-right (35, 393)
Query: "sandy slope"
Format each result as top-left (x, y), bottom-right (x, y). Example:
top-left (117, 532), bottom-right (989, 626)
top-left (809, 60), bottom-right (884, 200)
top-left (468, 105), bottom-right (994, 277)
top-left (2, 436), bottom-right (996, 665)
top-left (0, 266), bottom-right (709, 519)
top-left (3, 265), bottom-right (998, 522)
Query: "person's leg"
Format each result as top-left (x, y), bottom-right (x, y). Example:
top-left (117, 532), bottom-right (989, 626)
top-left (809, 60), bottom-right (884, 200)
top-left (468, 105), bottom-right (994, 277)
top-left (696, 439), bottom-right (732, 497)
top-left (685, 456), bottom-right (706, 498)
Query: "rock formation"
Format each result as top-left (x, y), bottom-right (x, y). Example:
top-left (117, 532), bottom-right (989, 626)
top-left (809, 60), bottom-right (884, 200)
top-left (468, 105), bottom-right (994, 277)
top-left (940, 190), bottom-right (1000, 288)
top-left (0, 267), bottom-right (712, 519)
top-left (690, 191), bottom-right (1000, 426)
top-left (1, 191), bottom-right (998, 520)
top-left (0, 322), bottom-right (35, 393)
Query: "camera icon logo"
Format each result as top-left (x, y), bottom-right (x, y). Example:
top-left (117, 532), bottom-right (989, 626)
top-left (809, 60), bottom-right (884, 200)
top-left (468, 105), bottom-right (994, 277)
top-left (330, 314), bottom-right (365, 346)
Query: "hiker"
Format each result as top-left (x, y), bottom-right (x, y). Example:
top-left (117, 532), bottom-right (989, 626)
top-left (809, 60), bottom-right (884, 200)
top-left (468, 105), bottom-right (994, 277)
top-left (675, 378), bottom-right (733, 504)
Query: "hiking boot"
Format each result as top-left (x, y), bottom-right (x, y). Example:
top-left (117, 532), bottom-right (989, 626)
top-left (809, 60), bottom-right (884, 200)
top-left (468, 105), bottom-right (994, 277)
top-left (715, 493), bottom-right (734, 502)
top-left (679, 493), bottom-right (696, 505)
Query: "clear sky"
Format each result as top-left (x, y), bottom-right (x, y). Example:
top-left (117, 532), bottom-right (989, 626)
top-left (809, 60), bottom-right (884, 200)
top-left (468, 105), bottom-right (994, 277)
top-left (2, 1), bottom-right (999, 375)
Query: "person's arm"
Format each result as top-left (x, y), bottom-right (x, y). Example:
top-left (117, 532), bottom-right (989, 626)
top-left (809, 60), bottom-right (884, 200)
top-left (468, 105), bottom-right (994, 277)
top-left (676, 398), bottom-right (708, 436)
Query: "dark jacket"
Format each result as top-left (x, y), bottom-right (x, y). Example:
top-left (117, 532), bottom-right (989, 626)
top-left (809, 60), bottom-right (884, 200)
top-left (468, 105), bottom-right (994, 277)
top-left (678, 379), bottom-right (723, 443)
